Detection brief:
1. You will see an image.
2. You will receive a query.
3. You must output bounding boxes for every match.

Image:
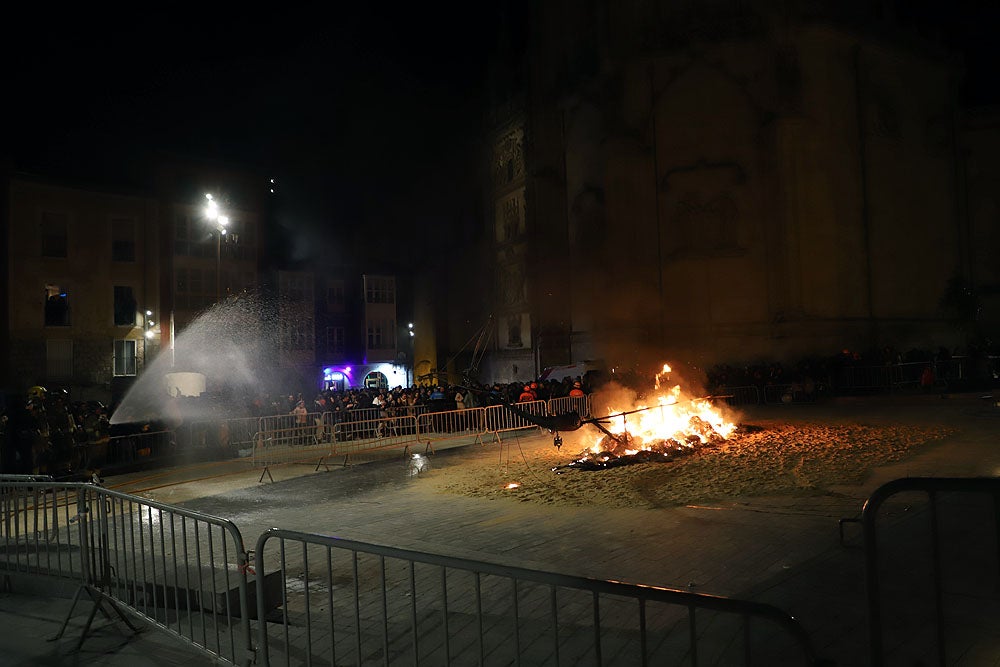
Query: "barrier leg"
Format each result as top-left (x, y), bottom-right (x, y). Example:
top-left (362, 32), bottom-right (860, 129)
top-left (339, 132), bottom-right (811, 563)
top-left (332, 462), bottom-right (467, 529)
top-left (424, 441), bottom-right (435, 455)
top-left (54, 584), bottom-right (142, 649)
top-left (258, 467), bottom-right (274, 484)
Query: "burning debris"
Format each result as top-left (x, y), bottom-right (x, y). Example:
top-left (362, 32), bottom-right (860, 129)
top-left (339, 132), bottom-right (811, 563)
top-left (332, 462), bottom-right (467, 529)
top-left (553, 425), bottom-right (763, 471)
top-left (554, 363), bottom-right (740, 472)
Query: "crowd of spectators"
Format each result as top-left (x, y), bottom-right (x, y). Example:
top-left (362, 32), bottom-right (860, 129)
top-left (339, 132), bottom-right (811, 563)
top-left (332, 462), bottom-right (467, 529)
top-left (244, 373), bottom-right (597, 423)
top-left (0, 373), bottom-right (598, 475)
top-left (0, 388), bottom-right (111, 476)
top-left (5, 343), bottom-right (995, 476)
top-left (704, 344), bottom-right (999, 396)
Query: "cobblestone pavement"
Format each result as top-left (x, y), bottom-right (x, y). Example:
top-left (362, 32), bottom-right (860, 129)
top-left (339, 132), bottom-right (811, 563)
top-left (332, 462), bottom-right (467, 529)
top-left (3, 393), bottom-right (1000, 665)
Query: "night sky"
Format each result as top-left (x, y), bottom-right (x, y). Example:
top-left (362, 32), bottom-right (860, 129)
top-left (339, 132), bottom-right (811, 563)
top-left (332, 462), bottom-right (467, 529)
top-left (6, 5), bottom-right (509, 266)
top-left (4, 3), bottom-right (996, 268)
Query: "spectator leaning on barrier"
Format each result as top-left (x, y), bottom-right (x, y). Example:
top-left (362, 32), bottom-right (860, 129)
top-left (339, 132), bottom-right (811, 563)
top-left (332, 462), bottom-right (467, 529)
top-left (518, 385), bottom-right (535, 402)
top-left (569, 380), bottom-right (585, 397)
top-left (292, 400), bottom-right (308, 445)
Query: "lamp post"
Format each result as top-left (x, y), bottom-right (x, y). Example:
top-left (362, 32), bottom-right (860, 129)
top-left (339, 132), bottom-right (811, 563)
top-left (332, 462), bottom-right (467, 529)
top-left (408, 323), bottom-right (415, 387)
top-left (204, 194), bottom-right (229, 302)
top-left (142, 309), bottom-right (155, 372)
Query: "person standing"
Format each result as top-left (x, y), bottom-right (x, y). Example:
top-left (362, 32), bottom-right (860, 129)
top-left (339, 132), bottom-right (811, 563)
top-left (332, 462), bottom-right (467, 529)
top-left (292, 400), bottom-right (308, 445)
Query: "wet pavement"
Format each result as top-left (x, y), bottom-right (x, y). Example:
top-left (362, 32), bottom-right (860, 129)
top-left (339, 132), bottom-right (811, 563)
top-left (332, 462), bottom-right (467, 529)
top-left (3, 393), bottom-right (1000, 665)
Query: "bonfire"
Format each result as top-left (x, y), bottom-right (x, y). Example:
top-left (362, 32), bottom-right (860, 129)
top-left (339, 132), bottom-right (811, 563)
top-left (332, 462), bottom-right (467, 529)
top-left (557, 364), bottom-right (738, 471)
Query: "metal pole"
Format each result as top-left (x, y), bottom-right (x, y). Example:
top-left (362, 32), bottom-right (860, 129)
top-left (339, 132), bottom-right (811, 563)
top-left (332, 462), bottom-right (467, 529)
top-left (216, 231), bottom-right (221, 302)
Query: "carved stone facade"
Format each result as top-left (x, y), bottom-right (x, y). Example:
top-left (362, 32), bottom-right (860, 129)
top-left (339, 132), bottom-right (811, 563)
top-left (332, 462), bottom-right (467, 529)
top-left (486, 121), bottom-right (533, 382)
top-left (488, 0), bottom-right (984, 374)
top-left (492, 128), bottom-right (525, 189)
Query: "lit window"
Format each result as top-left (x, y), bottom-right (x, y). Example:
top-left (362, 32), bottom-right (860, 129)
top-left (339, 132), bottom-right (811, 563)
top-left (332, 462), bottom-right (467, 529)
top-left (113, 339), bottom-right (137, 376)
top-left (44, 284), bottom-right (70, 326)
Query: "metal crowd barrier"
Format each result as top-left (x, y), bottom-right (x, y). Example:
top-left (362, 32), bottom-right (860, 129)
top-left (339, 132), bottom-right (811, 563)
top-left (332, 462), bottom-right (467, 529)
top-left (862, 477), bottom-right (1000, 667)
top-left (328, 416), bottom-right (422, 465)
top-left (416, 407), bottom-right (487, 444)
top-left (258, 412), bottom-right (324, 436)
top-left (715, 385), bottom-right (761, 406)
top-left (106, 430), bottom-right (176, 465)
top-left (834, 365), bottom-right (894, 392)
top-left (253, 528), bottom-right (825, 667)
top-left (763, 384), bottom-right (817, 405)
top-left (251, 424), bottom-right (329, 471)
top-left (343, 407), bottom-right (383, 423)
top-left (547, 395), bottom-right (592, 419)
top-left (890, 361), bottom-right (930, 390)
top-left (0, 480), bottom-right (257, 666)
top-left (181, 417), bottom-right (261, 455)
top-left (483, 400), bottom-right (546, 440)
top-left (251, 416), bottom-right (426, 473)
top-left (0, 477), bottom-right (82, 581)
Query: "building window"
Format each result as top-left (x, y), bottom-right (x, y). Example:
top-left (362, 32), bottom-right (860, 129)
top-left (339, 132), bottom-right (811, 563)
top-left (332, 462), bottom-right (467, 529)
top-left (113, 339), bottom-right (137, 376)
top-left (114, 286), bottom-right (137, 326)
top-left (367, 322), bottom-right (383, 349)
top-left (283, 274), bottom-right (308, 302)
top-left (366, 319), bottom-right (395, 349)
top-left (174, 213), bottom-right (213, 258)
top-left (326, 326), bottom-right (345, 354)
top-left (174, 214), bottom-right (191, 256)
top-left (176, 268), bottom-right (215, 311)
top-left (44, 284), bottom-right (70, 326)
top-left (46, 339), bottom-right (73, 380)
top-left (223, 218), bottom-right (256, 261)
top-left (42, 211), bottom-right (68, 258)
top-left (365, 276), bottom-right (395, 304)
top-left (327, 281), bottom-right (345, 309)
top-left (111, 219), bottom-right (136, 262)
top-left (283, 320), bottom-right (314, 351)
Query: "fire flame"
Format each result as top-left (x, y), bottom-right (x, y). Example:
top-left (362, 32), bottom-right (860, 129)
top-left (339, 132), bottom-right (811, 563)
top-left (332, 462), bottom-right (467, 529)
top-left (588, 362), bottom-right (736, 456)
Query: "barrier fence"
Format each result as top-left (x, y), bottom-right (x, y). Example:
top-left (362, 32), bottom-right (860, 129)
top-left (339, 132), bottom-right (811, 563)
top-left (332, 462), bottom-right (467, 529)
top-left (0, 472), bottom-right (828, 665)
top-left (249, 400), bottom-right (577, 471)
top-left (71, 395), bottom-right (647, 474)
top-left (0, 479), bottom-right (256, 666)
top-left (106, 430), bottom-right (176, 466)
top-left (861, 477), bottom-right (1000, 667)
top-left (416, 407), bottom-right (487, 442)
top-left (716, 386), bottom-right (761, 407)
top-left (0, 477), bottom-right (83, 581)
top-left (547, 395), bottom-right (592, 419)
top-left (484, 400), bottom-right (547, 439)
top-left (253, 528), bottom-right (824, 667)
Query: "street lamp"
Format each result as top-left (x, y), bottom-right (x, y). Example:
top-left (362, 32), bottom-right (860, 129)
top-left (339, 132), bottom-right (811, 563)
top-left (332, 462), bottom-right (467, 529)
top-left (408, 323), bottom-right (415, 386)
top-left (204, 193), bottom-right (229, 302)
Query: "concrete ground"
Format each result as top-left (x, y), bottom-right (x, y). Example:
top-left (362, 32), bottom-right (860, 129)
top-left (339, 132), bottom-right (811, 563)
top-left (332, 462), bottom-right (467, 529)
top-left (2, 392), bottom-right (1000, 665)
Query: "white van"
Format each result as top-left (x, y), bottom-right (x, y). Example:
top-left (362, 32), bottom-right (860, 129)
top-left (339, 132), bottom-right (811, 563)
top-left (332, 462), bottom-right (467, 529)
top-left (538, 361), bottom-right (603, 384)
